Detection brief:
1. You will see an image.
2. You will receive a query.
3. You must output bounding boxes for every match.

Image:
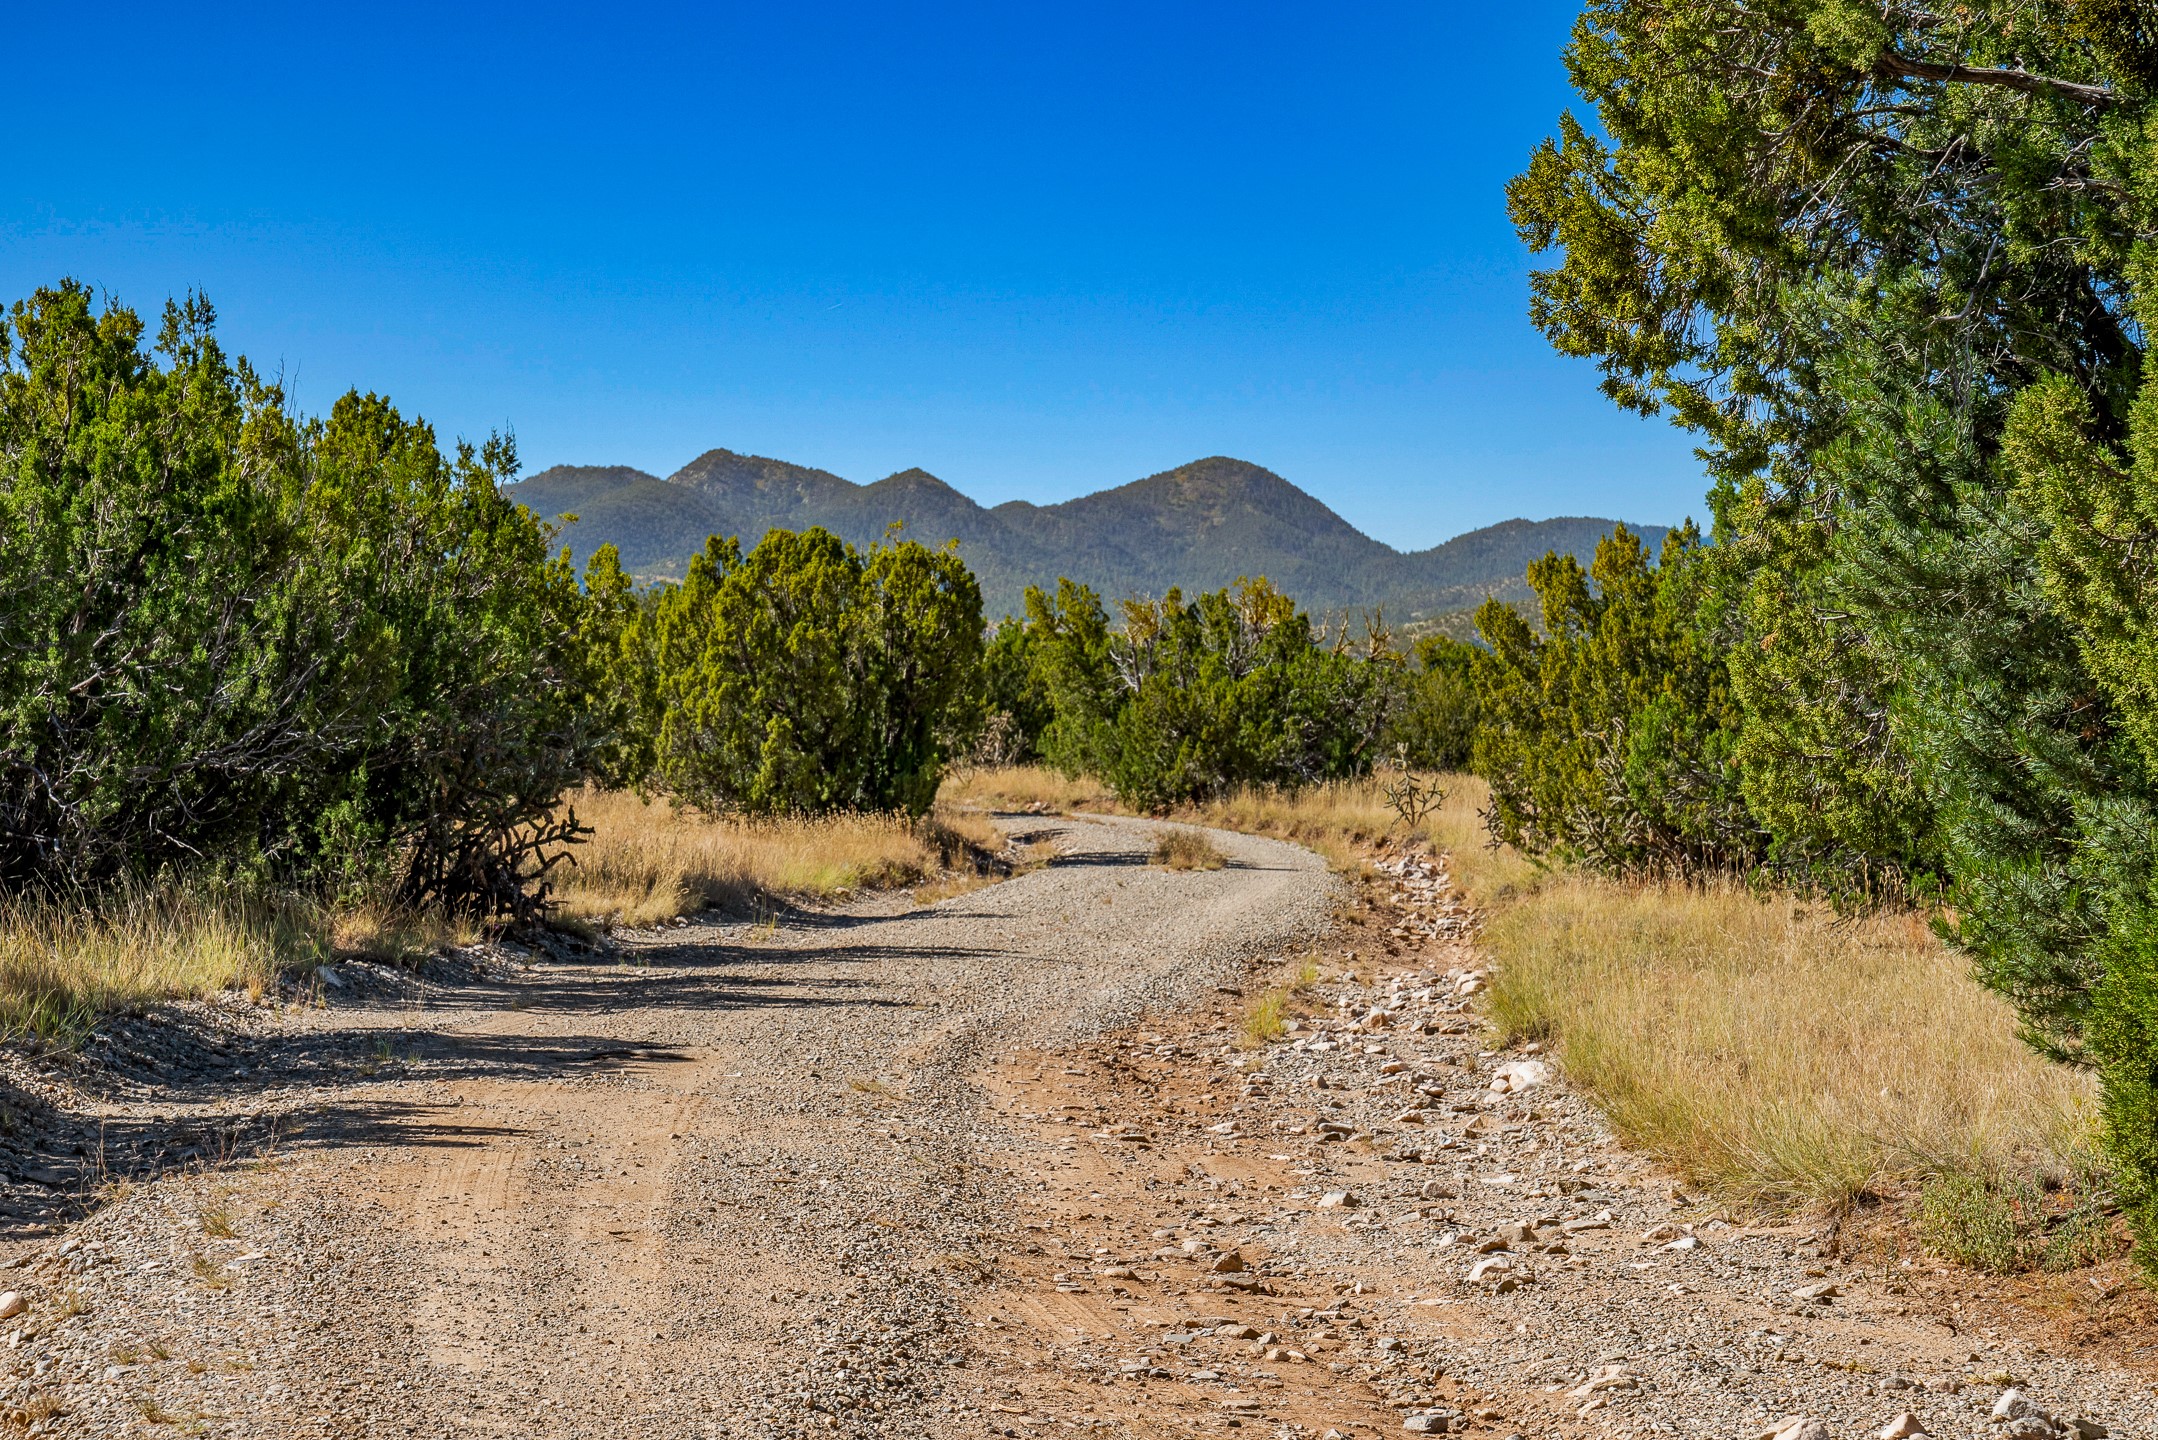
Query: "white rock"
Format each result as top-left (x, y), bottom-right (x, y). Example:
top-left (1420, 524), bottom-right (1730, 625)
top-left (1567, 1365), bottom-right (1635, 1397)
top-left (1662, 1234), bottom-right (1700, 1252)
top-left (0, 1293), bottom-right (25, 1320)
top-left (1403, 1415), bottom-right (1449, 1434)
top-left (1317, 1191), bottom-right (1356, 1209)
top-left (1879, 1414), bottom-right (1927, 1439)
top-left (1772, 1419), bottom-right (1831, 1440)
top-left (1491, 1059), bottom-right (1550, 1094)
top-left (1993, 1391), bottom-right (2041, 1422)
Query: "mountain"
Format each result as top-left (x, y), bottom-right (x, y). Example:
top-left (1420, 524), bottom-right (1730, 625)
top-left (507, 451), bottom-right (1668, 624)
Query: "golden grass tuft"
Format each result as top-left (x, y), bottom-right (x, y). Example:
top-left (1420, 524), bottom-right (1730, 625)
top-left (1239, 956), bottom-right (1321, 1047)
top-left (552, 787), bottom-right (1008, 926)
top-left (938, 765), bottom-right (1112, 812)
top-left (0, 887), bottom-right (323, 1043)
top-left (1481, 875), bottom-right (2097, 1211)
top-left (330, 904), bottom-right (479, 965)
top-left (1150, 827), bottom-right (1227, 871)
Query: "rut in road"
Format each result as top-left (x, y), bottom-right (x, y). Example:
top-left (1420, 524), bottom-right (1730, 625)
top-left (12, 813), bottom-right (1337, 1439)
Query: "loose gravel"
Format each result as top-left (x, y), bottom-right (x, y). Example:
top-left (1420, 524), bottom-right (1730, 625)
top-left (0, 813), bottom-right (1335, 1438)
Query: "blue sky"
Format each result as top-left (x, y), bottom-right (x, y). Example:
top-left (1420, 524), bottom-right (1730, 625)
top-left (2, 2), bottom-right (1705, 550)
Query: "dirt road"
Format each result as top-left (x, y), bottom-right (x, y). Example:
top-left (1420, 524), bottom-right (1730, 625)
top-left (1, 812), bottom-right (2152, 1440)
top-left (6, 813), bottom-right (1337, 1438)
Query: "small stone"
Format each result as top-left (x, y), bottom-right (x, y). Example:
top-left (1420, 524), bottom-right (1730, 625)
top-left (1790, 1281), bottom-right (1839, 1301)
top-left (1568, 1365), bottom-right (1636, 1398)
top-left (1490, 1059), bottom-right (1550, 1094)
top-left (1318, 1191), bottom-right (1356, 1209)
top-left (1209, 1251), bottom-right (1247, 1274)
top-left (1640, 1223), bottom-right (1680, 1243)
top-left (1662, 1234), bottom-right (1700, 1252)
top-left (1880, 1413), bottom-right (1927, 1440)
top-left (1772, 1419), bottom-right (1831, 1440)
top-left (0, 1293), bottom-right (25, 1320)
top-left (1992, 1390), bottom-right (2041, 1423)
top-left (1403, 1416), bottom-right (1449, 1435)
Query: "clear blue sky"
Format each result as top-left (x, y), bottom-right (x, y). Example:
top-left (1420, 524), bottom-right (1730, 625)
top-left (2, 1), bottom-right (1705, 550)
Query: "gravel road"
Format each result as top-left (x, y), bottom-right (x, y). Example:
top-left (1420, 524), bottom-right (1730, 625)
top-left (3, 813), bottom-right (1338, 1438)
top-left (0, 812), bottom-right (2143, 1440)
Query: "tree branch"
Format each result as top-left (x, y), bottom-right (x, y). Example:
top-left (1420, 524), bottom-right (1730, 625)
top-left (1875, 51), bottom-right (2116, 107)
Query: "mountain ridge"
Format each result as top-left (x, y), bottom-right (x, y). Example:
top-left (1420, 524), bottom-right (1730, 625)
top-left (507, 451), bottom-right (1668, 623)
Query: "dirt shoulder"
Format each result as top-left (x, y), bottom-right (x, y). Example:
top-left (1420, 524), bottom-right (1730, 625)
top-left (960, 848), bottom-right (2154, 1440)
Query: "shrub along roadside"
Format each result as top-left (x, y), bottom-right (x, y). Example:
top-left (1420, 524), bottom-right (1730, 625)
top-left (1025, 576), bottom-right (1401, 809)
top-left (0, 282), bottom-right (604, 921)
top-left (625, 527), bottom-right (985, 817)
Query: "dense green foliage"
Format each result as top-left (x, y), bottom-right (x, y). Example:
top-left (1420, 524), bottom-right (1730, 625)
top-left (1386, 634), bottom-right (1482, 771)
top-left (1024, 576), bottom-right (1401, 808)
top-left (1506, 0), bottom-right (2158, 1261)
top-left (974, 617), bottom-right (1055, 765)
top-left (0, 282), bottom-right (604, 917)
top-left (628, 527), bottom-right (985, 817)
top-left (1471, 525), bottom-right (1756, 875)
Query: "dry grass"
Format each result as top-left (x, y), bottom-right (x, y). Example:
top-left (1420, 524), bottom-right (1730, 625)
top-left (330, 904), bottom-right (479, 965)
top-left (1150, 827), bottom-right (1227, 871)
top-left (0, 887), bottom-right (322, 1043)
top-left (1240, 956), bottom-right (1321, 1047)
top-left (1481, 876), bottom-right (2097, 1211)
top-left (938, 765), bottom-right (1113, 812)
top-left (552, 787), bottom-right (1007, 926)
top-left (936, 765), bottom-right (1537, 902)
top-left (1176, 774), bottom-right (1536, 900)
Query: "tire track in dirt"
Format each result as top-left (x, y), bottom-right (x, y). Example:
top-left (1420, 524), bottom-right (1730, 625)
top-left (4, 813), bottom-right (1338, 1439)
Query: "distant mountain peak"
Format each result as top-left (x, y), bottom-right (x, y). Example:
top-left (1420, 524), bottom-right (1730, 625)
top-left (868, 467), bottom-right (965, 493)
top-left (505, 448), bottom-right (1666, 623)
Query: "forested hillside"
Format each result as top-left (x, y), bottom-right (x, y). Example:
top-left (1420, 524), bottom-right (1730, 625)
top-left (508, 451), bottom-right (1664, 621)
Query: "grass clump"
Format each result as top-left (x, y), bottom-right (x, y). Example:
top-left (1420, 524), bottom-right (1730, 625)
top-left (552, 787), bottom-right (1008, 926)
top-left (1239, 957), bottom-right (1321, 1047)
top-left (0, 887), bottom-right (326, 1044)
top-left (1916, 1171), bottom-right (2121, 1273)
top-left (1151, 828), bottom-right (1227, 871)
top-left (939, 766), bottom-right (1113, 812)
top-left (1480, 875), bottom-right (2095, 1211)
